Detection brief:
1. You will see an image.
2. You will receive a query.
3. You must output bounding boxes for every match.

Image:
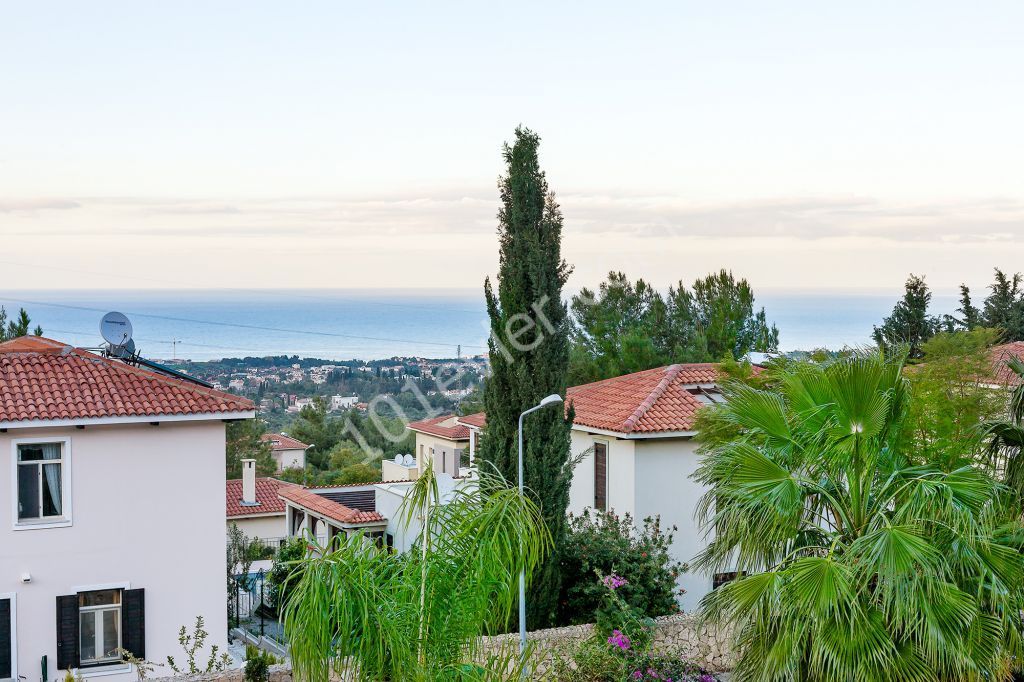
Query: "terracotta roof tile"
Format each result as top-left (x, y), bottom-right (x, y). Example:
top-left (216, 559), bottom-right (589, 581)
top-left (226, 477), bottom-right (298, 518)
top-left (260, 433), bottom-right (309, 451)
top-left (989, 342), bottom-right (1024, 386)
top-left (406, 414), bottom-right (470, 440)
top-left (278, 486), bottom-right (386, 525)
top-left (0, 336), bottom-right (254, 423)
top-left (456, 412), bottom-right (486, 429)
top-left (424, 364), bottom-right (746, 437)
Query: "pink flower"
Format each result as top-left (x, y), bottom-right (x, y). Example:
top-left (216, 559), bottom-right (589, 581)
top-left (607, 629), bottom-right (632, 650)
top-left (602, 574), bottom-right (628, 590)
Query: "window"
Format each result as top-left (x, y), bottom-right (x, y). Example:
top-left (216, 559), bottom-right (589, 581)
top-left (79, 591), bottom-right (121, 667)
top-left (594, 442), bottom-right (608, 511)
top-left (13, 440), bottom-right (69, 528)
top-left (57, 588), bottom-right (145, 672)
top-left (0, 595), bottom-right (14, 682)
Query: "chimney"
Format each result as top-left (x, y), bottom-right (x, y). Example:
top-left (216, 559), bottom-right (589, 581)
top-left (241, 459), bottom-right (258, 506)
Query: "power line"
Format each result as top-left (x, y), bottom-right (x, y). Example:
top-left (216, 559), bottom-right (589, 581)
top-left (2, 297), bottom-right (489, 351)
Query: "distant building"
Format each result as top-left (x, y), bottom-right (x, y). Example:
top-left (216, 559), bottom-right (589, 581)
top-left (260, 433), bottom-right (310, 471)
top-left (329, 395), bottom-right (359, 411)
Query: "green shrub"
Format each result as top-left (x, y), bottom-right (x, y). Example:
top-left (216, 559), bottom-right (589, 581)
top-left (243, 644), bottom-right (280, 682)
top-left (266, 537), bottom-right (306, 612)
top-left (557, 510), bottom-right (685, 626)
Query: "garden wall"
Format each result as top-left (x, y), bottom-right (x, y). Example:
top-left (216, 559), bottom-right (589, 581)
top-left (478, 613), bottom-right (735, 674)
top-left (152, 614), bottom-right (733, 681)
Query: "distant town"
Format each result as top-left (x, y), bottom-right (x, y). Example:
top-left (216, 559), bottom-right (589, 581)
top-left (165, 353), bottom-right (489, 429)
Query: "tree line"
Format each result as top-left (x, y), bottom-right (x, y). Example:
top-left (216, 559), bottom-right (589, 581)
top-left (568, 270), bottom-right (779, 384)
top-left (874, 268), bottom-right (1024, 357)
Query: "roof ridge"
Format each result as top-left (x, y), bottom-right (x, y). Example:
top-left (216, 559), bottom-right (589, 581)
top-left (620, 364), bottom-right (685, 433)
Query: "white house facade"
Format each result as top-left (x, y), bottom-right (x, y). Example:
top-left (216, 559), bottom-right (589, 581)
top-left (0, 336), bottom-right (254, 682)
top-left (453, 363), bottom-right (744, 612)
top-left (258, 433), bottom-right (308, 473)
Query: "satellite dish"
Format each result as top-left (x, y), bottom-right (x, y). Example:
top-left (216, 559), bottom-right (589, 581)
top-left (394, 454), bottom-right (403, 465)
top-left (100, 312), bottom-right (133, 347)
top-left (109, 338), bottom-right (136, 359)
top-left (403, 453), bottom-right (414, 466)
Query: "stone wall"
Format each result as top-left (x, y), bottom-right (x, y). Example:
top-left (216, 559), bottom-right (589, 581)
top-left (478, 613), bottom-right (735, 674)
top-left (152, 615), bottom-right (733, 681)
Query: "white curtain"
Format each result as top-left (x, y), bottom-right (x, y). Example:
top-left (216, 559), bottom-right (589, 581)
top-left (41, 443), bottom-right (62, 515)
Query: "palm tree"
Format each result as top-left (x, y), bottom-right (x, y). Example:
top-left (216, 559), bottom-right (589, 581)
top-left (282, 463), bottom-right (550, 682)
top-left (694, 352), bottom-right (1024, 681)
top-left (985, 356), bottom-right (1024, 494)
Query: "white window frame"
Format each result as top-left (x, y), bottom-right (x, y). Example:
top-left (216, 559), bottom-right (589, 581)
top-left (0, 592), bottom-right (16, 682)
top-left (70, 582), bottom-right (130, 678)
top-left (10, 436), bottom-right (72, 530)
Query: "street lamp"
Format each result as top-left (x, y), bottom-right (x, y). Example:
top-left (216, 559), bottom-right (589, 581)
top-left (518, 393), bottom-right (563, 655)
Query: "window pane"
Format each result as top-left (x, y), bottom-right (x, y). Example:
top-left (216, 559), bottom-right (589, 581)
top-left (80, 612), bottom-right (97, 662)
top-left (17, 464), bottom-right (40, 520)
top-left (17, 445), bottom-right (44, 462)
top-left (101, 610), bottom-right (120, 659)
top-left (80, 590), bottom-right (120, 607)
top-left (42, 463), bottom-right (62, 517)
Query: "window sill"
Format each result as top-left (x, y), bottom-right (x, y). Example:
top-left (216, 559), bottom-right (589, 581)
top-left (79, 664), bottom-right (130, 678)
top-left (12, 517), bottom-right (72, 531)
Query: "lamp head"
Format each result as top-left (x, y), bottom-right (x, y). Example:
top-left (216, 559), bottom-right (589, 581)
top-left (540, 394), bottom-right (563, 407)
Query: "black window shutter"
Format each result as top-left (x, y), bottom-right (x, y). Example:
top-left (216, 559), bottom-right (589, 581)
top-left (0, 598), bottom-right (11, 680)
top-left (55, 595), bottom-right (79, 671)
top-left (121, 589), bottom-right (145, 660)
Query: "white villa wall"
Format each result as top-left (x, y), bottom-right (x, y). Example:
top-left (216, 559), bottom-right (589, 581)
top-left (271, 448), bottom-right (304, 472)
top-left (566, 429), bottom-right (713, 613)
top-left (633, 438), bottom-right (710, 612)
top-left (1, 421), bottom-right (228, 682)
top-left (227, 515), bottom-right (286, 543)
top-left (567, 431), bottom-right (635, 516)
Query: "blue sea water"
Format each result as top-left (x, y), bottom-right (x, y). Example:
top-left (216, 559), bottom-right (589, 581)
top-left (0, 289), bottom-right (959, 362)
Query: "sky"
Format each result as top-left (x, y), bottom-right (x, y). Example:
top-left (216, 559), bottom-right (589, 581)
top-left (2, 1), bottom-right (1023, 295)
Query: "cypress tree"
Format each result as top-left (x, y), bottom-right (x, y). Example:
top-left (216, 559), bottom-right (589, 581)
top-left (479, 127), bottom-right (573, 629)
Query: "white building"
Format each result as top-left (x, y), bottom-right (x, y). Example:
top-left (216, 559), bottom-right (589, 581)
top-left (423, 363), bottom-right (744, 612)
top-left (328, 395), bottom-right (359, 412)
top-left (0, 336), bottom-right (254, 682)
top-left (259, 433), bottom-right (309, 472)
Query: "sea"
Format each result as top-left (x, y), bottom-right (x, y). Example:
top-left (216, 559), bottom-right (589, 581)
top-left (0, 289), bottom-right (961, 362)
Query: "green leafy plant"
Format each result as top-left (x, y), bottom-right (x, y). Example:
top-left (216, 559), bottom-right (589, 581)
top-left (166, 616), bottom-right (232, 675)
top-left (243, 644), bottom-right (280, 682)
top-left (266, 537), bottom-right (306, 612)
top-left (282, 462), bottom-right (551, 681)
top-left (558, 510), bottom-right (685, 626)
top-left (694, 351), bottom-right (1024, 680)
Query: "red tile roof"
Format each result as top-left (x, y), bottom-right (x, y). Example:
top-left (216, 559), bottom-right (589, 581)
top-left (278, 486), bottom-right (385, 525)
top-left (0, 336), bottom-right (254, 424)
top-left (226, 477), bottom-right (298, 518)
top-left (989, 342), bottom-right (1024, 386)
top-left (567, 364), bottom-right (727, 434)
top-left (426, 364), bottom-right (742, 437)
top-left (457, 412), bottom-right (486, 429)
top-left (406, 414), bottom-right (471, 440)
top-left (260, 433), bottom-right (309, 451)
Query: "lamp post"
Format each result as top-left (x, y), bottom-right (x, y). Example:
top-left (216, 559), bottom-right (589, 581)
top-left (518, 393), bottom-right (563, 655)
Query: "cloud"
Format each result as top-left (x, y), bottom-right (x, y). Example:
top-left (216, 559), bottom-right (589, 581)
top-left (1, 193), bottom-right (1022, 244)
top-left (0, 199), bottom-right (81, 213)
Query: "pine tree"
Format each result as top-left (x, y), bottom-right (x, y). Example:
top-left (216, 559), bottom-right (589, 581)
top-left (956, 284), bottom-right (981, 330)
top-left (982, 269), bottom-right (1024, 340)
top-left (872, 274), bottom-right (940, 359)
top-left (478, 127), bottom-right (573, 629)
